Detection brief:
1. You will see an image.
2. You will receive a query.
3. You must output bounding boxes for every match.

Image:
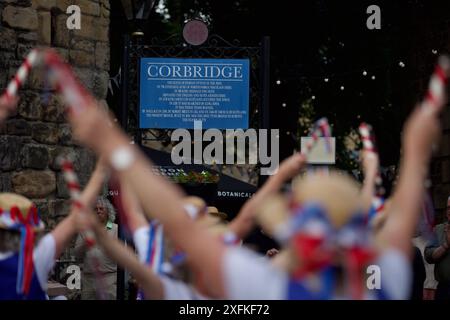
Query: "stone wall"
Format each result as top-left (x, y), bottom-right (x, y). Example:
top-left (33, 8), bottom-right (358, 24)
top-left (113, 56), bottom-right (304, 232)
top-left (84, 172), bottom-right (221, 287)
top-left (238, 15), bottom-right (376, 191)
top-left (0, 0), bottom-right (110, 232)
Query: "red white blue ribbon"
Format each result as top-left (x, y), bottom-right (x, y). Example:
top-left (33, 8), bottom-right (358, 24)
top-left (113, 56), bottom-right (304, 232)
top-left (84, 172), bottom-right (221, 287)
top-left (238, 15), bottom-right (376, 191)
top-left (368, 196), bottom-right (385, 223)
top-left (0, 205), bottom-right (41, 296)
top-left (146, 221), bottom-right (165, 274)
top-left (16, 224), bottom-right (34, 296)
top-left (287, 204), bottom-right (375, 299)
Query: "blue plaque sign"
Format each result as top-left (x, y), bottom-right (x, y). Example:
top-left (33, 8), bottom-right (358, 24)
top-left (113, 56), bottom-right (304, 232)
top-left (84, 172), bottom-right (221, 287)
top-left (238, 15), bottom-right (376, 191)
top-left (139, 58), bottom-right (250, 129)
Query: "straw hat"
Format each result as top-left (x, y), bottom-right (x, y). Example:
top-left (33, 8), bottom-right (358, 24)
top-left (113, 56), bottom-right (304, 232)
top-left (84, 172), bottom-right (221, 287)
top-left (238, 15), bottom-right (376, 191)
top-left (0, 193), bottom-right (45, 231)
top-left (0, 193), bottom-right (45, 296)
top-left (257, 171), bottom-right (362, 234)
top-left (180, 197), bottom-right (237, 246)
top-left (183, 196), bottom-right (207, 212)
top-left (292, 170), bottom-right (362, 229)
top-left (182, 196), bottom-right (207, 219)
top-left (206, 207), bottom-right (228, 221)
top-left (257, 194), bottom-right (290, 237)
top-left (255, 170), bottom-right (365, 274)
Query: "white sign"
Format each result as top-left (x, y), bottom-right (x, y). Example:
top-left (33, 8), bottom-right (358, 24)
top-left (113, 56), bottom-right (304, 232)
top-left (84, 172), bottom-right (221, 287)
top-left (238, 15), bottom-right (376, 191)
top-left (301, 137), bottom-right (336, 164)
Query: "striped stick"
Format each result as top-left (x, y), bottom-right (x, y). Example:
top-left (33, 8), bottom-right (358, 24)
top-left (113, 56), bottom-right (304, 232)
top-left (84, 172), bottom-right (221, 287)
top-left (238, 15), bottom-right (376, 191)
top-left (417, 56), bottom-right (450, 234)
top-left (43, 50), bottom-right (94, 116)
top-left (423, 56), bottom-right (450, 111)
top-left (59, 157), bottom-right (109, 299)
top-left (358, 123), bottom-right (375, 153)
top-left (1, 48), bottom-right (93, 116)
top-left (359, 123), bottom-right (384, 196)
top-left (3, 49), bottom-right (42, 102)
top-left (302, 118), bottom-right (332, 157)
top-left (58, 157), bottom-right (96, 247)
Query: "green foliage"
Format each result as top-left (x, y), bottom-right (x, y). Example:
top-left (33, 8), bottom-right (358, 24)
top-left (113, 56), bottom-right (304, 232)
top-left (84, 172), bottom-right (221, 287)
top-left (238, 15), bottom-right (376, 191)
top-left (171, 169), bottom-right (220, 185)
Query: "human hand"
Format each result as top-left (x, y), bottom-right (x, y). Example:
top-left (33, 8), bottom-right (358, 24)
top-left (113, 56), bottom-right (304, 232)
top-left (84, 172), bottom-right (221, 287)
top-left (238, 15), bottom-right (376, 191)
top-left (266, 248), bottom-right (279, 258)
top-left (67, 100), bottom-right (127, 155)
top-left (73, 206), bottom-right (97, 234)
top-left (68, 101), bottom-right (110, 147)
top-left (402, 105), bottom-right (441, 163)
top-left (277, 153), bottom-right (306, 180)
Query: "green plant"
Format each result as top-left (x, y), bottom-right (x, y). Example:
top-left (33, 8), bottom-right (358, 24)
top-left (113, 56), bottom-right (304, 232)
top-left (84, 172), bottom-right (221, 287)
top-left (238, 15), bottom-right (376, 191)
top-left (172, 170), bottom-right (220, 184)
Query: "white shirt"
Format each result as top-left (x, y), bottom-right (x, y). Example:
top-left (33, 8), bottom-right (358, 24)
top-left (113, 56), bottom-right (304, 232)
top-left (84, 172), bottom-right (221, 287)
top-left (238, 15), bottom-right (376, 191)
top-left (133, 226), bottom-right (208, 300)
top-left (412, 236), bottom-right (438, 290)
top-left (223, 246), bottom-right (412, 300)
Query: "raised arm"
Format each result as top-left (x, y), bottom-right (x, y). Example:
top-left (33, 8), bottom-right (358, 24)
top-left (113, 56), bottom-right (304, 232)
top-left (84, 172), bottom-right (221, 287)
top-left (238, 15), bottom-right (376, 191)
top-left (75, 207), bottom-right (164, 299)
top-left (68, 105), bottom-right (227, 298)
top-left (78, 158), bottom-right (108, 208)
top-left (378, 106), bottom-right (441, 256)
top-left (54, 159), bottom-right (107, 259)
top-left (50, 211), bottom-right (79, 259)
top-left (118, 179), bottom-right (149, 233)
top-left (360, 151), bottom-right (379, 214)
top-left (229, 153), bottom-right (306, 238)
top-left (115, 178), bottom-right (153, 265)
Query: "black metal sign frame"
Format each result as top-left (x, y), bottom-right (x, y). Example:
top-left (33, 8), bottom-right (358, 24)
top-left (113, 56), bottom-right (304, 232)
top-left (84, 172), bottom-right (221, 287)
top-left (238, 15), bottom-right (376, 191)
top-left (120, 34), bottom-right (270, 145)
